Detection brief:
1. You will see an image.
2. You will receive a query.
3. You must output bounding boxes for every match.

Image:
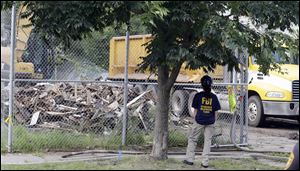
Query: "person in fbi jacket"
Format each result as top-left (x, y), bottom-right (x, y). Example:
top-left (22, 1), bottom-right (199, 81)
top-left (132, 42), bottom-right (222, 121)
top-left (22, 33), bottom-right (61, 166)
top-left (183, 75), bottom-right (221, 168)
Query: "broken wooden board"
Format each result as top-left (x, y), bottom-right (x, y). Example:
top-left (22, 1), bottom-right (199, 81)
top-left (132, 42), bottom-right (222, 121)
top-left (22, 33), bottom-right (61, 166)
top-left (29, 111), bottom-right (41, 126)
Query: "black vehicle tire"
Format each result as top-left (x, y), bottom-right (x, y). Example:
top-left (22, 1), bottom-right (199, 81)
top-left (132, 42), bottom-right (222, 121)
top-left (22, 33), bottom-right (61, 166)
top-left (171, 90), bottom-right (189, 117)
top-left (248, 95), bottom-right (265, 127)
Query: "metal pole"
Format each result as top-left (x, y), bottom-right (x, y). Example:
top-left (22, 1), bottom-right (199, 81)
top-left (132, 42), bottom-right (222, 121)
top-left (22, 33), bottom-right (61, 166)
top-left (239, 50), bottom-right (244, 144)
top-left (122, 24), bottom-right (130, 146)
top-left (232, 49), bottom-right (238, 142)
top-left (244, 50), bottom-right (249, 143)
top-left (8, 2), bottom-right (17, 153)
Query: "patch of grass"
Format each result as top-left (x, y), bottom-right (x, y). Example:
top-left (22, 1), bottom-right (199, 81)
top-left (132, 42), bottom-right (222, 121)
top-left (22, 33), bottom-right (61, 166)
top-left (168, 131), bottom-right (188, 147)
top-left (168, 130), bottom-right (203, 147)
top-left (1, 125), bottom-right (148, 153)
top-left (12, 126), bottom-right (103, 152)
top-left (126, 131), bottom-right (146, 145)
top-left (1, 156), bottom-right (283, 170)
top-left (209, 158), bottom-right (282, 170)
top-left (3, 124), bottom-right (195, 153)
top-left (1, 138), bottom-right (7, 153)
top-left (1, 124), bottom-right (8, 153)
top-left (101, 131), bottom-right (147, 149)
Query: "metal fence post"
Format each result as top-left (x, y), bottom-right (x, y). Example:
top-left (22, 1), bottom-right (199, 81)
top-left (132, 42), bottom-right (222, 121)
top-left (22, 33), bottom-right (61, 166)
top-left (239, 50), bottom-right (245, 144)
top-left (234, 50), bottom-right (238, 142)
top-left (244, 50), bottom-right (249, 144)
top-left (122, 24), bottom-right (130, 146)
top-left (8, 2), bottom-right (17, 153)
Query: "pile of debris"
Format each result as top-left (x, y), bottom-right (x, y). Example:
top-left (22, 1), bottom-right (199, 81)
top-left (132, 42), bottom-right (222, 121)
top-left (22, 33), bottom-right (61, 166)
top-left (5, 83), bottom-right (156, 134)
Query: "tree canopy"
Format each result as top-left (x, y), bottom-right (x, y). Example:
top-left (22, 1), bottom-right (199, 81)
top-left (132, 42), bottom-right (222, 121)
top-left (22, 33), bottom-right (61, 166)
top-left (138, 1), bottom-right (299, 77)
top-left (2, 1), bottom-right (298, 74)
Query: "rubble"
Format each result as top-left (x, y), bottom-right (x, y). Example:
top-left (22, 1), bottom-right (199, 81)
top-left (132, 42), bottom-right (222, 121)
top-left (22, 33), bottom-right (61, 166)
top-left (7, 83), bottom-right (156, 134)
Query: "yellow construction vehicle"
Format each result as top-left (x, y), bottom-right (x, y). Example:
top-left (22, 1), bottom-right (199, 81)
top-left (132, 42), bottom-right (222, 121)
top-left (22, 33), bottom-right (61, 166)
top-left (108, 34), bottom-right (224, 83)
top-left (108, 34), bottom-right (299, 127)
top-left (1, 5), bottom-right (51, 80)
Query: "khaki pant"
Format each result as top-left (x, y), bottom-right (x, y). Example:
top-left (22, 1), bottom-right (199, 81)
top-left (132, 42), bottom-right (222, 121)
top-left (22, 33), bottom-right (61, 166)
top-left (185, 121), bottom-right (215, 166)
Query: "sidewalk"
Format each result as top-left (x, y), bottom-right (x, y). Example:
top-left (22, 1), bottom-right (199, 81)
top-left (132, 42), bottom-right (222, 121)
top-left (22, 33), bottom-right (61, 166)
top-left (1, 152), bottom-right (119, 165)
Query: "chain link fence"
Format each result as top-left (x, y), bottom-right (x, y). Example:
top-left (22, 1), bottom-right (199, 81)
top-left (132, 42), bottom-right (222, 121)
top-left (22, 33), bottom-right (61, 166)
top-left (1, 5), bottom-right (248, 153)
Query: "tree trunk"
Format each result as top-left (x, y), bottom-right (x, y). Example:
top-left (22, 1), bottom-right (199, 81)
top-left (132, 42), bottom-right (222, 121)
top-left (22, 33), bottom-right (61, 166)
top-left (151, 86), bottom-right (171, 159)
top-left (151, 66), bottom-right (171, 160)
top-left (150, 62), bottom-right (183, 160)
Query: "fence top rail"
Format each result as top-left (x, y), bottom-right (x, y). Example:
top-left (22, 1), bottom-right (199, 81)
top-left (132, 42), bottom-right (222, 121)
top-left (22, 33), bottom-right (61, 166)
top-left (12, 79), bottom-right (248, 86)
top-left (14, 79), bottom-right (124, 84)
top-left (129, 81), bottom-right (248, 86)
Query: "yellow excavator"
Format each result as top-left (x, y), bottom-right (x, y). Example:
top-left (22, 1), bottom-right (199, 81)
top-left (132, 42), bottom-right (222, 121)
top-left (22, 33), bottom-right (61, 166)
top-left (1, 5), bottom-right (52, 80)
